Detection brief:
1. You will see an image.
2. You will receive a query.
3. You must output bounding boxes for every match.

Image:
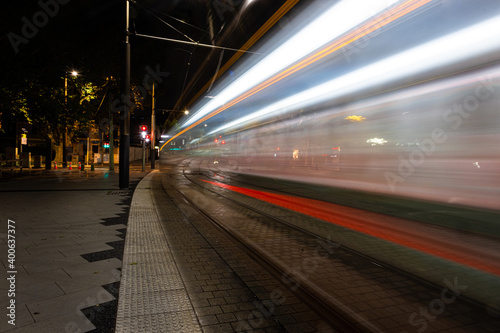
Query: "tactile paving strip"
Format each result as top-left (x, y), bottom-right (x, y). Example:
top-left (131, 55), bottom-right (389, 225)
top-left (115, 171), bottom-right (202, 333)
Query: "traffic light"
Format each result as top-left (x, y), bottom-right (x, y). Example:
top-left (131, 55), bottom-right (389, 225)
top-left (103, 135), bottom-right (109, 148)
top-left (140, 125), bottom-right (148, 139)
top-left (145, 134), bottom-right (150, 142)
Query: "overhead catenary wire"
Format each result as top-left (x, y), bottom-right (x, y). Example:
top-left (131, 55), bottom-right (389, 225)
top-left (153, 10), bottom-right (207, 34)
top-left (133, 33), bottom-right (262, 54)
top-left (140, 7), bottom-right (197, 43)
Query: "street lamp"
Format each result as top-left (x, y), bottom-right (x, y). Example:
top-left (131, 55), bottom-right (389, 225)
top-left (63, 70), bottom-right (78, 168)
top-left (157, 109), bottom-right (190, 115)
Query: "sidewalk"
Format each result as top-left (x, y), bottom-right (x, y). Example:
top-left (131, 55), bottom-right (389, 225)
top-left (0, 161), bottom-right (153, 179)
top-left (1, 164), bottom-right (119, 179)
top-left (0, 161), bottom-right (151, 332)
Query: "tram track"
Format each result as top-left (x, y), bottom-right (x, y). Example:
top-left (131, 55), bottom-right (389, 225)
top-left (176, 160), bottom-right (461, 331)
top-left (181, 158), bottom-right (496, 294)
top-left (158, 156), bottom-right (500, 332)
top-left (166, 159), bottom-right (368, 332)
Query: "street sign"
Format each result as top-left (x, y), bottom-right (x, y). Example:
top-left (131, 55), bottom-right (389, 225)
top-left (21, 134), bottom-right (27, 145)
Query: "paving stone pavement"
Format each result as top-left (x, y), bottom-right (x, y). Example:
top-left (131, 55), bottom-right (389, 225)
top-left (115, 168), bottom-right (335, 333)
top-left (0, 164), bottom-right (148, 333)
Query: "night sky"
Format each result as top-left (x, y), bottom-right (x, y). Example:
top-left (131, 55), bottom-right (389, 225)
top-left (1, 0), bottom-right (289, 135)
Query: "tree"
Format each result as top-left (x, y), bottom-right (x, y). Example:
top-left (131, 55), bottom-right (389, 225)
top-left (23, 77), bottom-right (101, 144)
top-left (0, 87), bottom-right (29, 133)
top-left (0, 75), bottom-right (105, 146)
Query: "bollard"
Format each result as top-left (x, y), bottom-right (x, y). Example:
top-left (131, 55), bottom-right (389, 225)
top-left (81, 163), bottom-right (85, 171)
top-left (91, 164), bottom-right (95, 171)
top-left (54, 161), bottom-right (57, 169)
top-left (68, 162), bottom-right (72, 170)
top-left (78, 162), bottom-right (81, 170)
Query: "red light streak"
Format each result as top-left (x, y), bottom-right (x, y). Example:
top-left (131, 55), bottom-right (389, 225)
top-left (199, 179), bottom-right (500, 277)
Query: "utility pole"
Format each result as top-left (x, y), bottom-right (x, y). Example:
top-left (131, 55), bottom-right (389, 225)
top-left (45, 138), bottom-right (52, 170)
top-left (63, 74), bottom-right (68, 168)
top-left (142, 137), bottom-right (146, 172)
top-left (109, 93), bottom-right (114, 173)
top-left (119, 0), bottom-right (131, 189)
top-left (62, 71), bottom-right (78, 168)
top-left (151, 83), bottom-right (156, 169)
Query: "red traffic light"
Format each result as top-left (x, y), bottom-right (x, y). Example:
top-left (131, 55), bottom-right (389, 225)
top-left (146, 135), bottom-right (150, 140)
top-left (140, 125), bottom-right (147, 132)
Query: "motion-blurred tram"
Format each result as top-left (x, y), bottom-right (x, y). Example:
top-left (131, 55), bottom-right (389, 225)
top-left (163, 0), bottom-right (500, 211)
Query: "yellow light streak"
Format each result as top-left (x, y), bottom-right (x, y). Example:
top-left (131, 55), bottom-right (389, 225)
top-left (161, 0), bottom-right (433, 151)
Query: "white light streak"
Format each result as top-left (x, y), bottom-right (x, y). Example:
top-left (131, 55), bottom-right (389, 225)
top-left (210, 14), bottom-right (500, 134)
top-left (367, 138), bottom-right (387, 146)
top-left (181, 0), bottom-right (399, 128)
